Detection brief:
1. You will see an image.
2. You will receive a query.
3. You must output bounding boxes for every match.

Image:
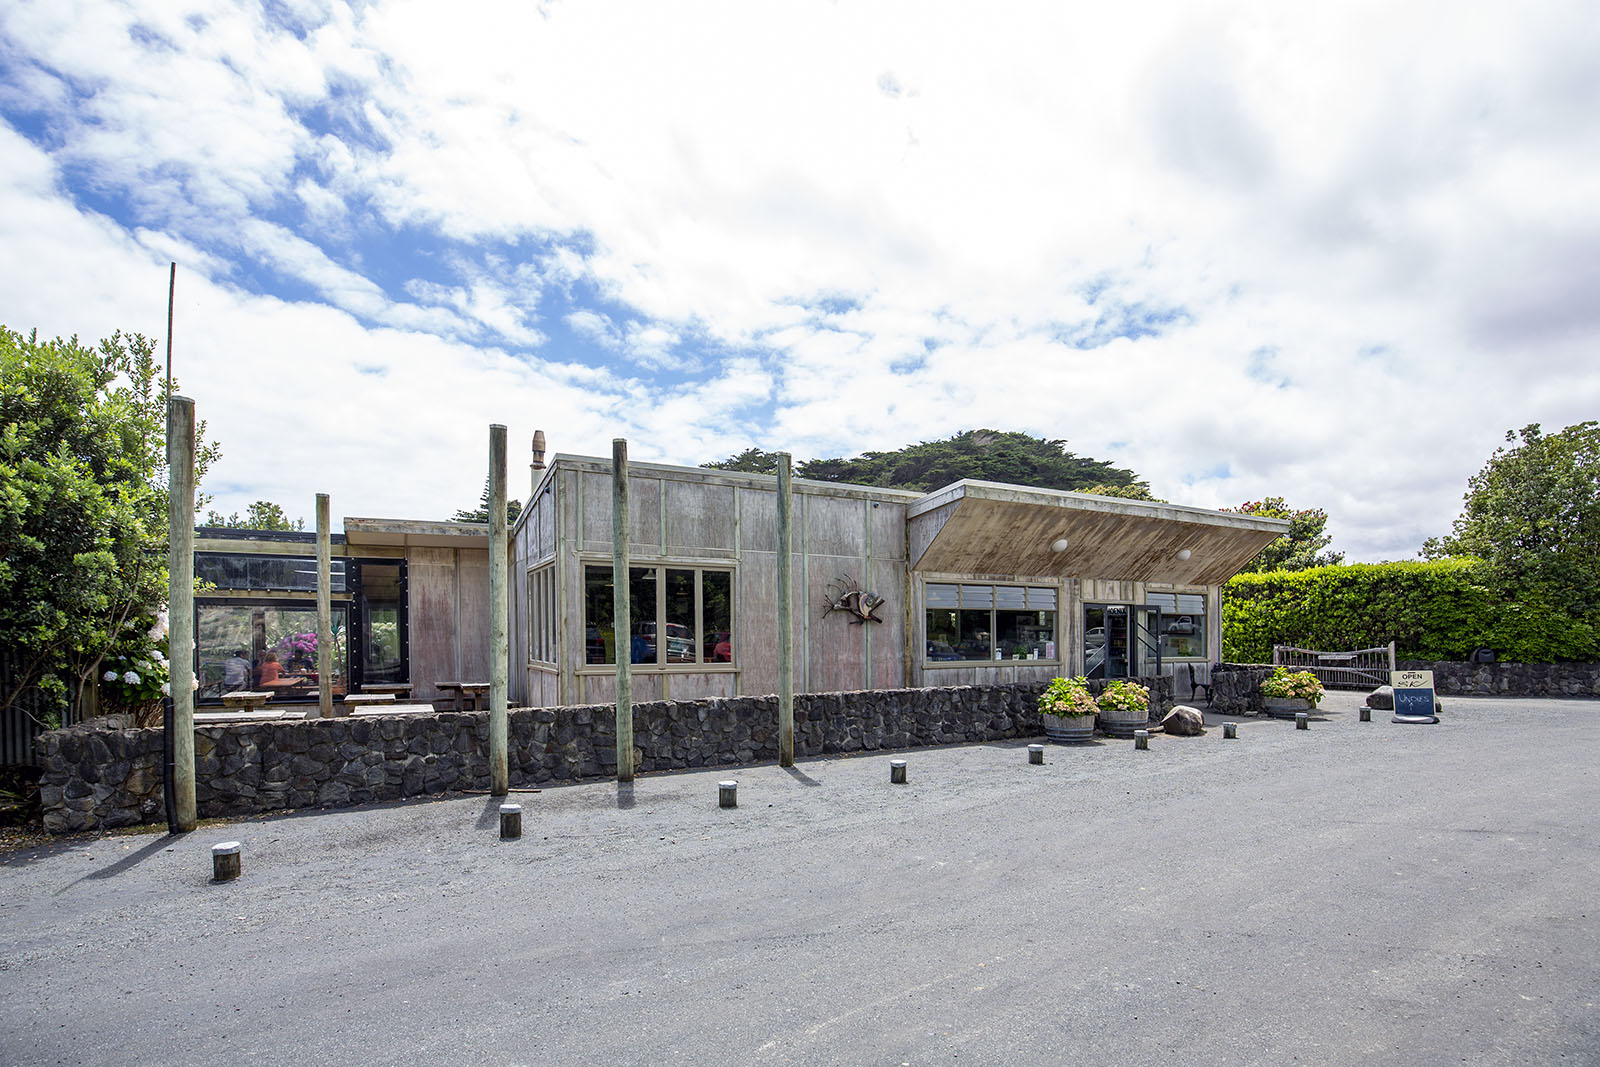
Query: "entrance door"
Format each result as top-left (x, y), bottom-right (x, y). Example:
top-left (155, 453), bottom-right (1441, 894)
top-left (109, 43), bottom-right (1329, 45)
top-left (1084, 604), bottom-right (1132, 679)
top-left (1133, 605), bottom-right (1163, 678)
top-left (349, 560), bottom-right (409, 686)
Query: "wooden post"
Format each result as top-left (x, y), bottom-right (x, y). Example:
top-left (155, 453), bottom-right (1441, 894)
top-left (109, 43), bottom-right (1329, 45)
top-left (167, 395), bottom-right (197, 832)
top-left (488, 424), bottom-right (509, 796)
top-left (777, 452), bottom-right (794, 767)
top-left (612, 439), bottom-right (633, 783)
top-left (316, 493), bottom-right (333, 719)
top-left (211, 841), bottom-right (240, 881)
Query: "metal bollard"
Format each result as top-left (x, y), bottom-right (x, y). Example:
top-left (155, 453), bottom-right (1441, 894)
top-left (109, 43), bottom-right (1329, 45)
top-left (890, 759), bottom-right (908, 784)
top-left (1359, 706), bottom-right (1372, 722)
top-left (499, 802), bottom-right (522, 839)
top-left (211, 841), bottom-right (241, 882)
top-left (1027, 744), bottom-right (1045, 765)
top-left (1134, 729), bottom-right (1149, 751)
top-left (1296, 712), bottom-right (1309, 730)
top-left (719, 780), bottom-right (738, 808)
top-left (1223, 722), bottom-right (1238, 739)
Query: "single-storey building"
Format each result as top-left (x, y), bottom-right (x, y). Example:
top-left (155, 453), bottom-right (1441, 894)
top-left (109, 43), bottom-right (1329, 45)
top-left (508, 452), bottom-right (1289, 709)
top-left (186, 445), bottom-right (1286, 711)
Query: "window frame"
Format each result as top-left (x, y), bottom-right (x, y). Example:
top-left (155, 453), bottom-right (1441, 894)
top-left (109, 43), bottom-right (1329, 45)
top-left (1145, 590), bottom-right (1209, 660)
top-left (922, 580), bottom-right (1060, 666)
top-left (528, 563), bottom-right (557, 666)
top-left (577, 560), bottom-right (737, 672)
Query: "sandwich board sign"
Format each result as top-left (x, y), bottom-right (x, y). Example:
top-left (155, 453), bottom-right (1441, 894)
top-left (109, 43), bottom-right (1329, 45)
top-left (1391, 669), bottom-right (1439, 724)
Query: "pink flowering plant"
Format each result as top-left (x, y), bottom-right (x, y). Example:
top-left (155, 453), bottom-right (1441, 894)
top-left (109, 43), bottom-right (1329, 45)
top-left (1259, 667), bottom-right (1324, 705)
top-left (1039, 676), bottom-right (1098, 718)
top-left (1096, 679), bottom-right (1150, 714)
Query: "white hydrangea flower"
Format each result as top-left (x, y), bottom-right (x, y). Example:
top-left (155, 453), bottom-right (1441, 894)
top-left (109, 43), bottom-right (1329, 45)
top-left (151, 649), bottom-right (166, 664)
top-left (103, 670), bottom-right (118, 682)
top-left (148, 611), bottom-right (169, 641)
top-left (123, 671), bottom-right (141, 685)
top-left (191, 677), bottom-right (200, 690)
top-left (161, 681), bottom-right (171, 696)
top-left (135, 659), bottom-right (151, 672)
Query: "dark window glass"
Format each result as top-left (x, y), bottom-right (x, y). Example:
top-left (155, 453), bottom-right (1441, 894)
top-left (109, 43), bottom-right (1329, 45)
top-left (1148, 592), bottom-right (1207, 659)
top-left (663, 569), bottom-right (696, 663)
top-left (196, 553), bottom-right (345, 593)
top-left (703, 570), bottom-right (732, 663)
top-left (584, 566), bottom-right (614, 664)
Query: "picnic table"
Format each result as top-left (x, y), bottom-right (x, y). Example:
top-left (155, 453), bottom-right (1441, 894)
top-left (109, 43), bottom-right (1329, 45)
top-left (341, 693), bottom-right (397, 709)
top-left (359, 683), bottom-right (414, 699)
top-left (435, 682), bottom-right (491, 711)
top-left (350, 703), bottom-right (437, 718)
top-left (196, 709), bottom-right (305, 725)
top-left (220, 690), bottom-right (275, 714)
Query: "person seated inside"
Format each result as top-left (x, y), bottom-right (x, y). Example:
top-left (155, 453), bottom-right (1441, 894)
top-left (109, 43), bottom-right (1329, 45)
top-left (257, 652), bottom-right (283, 685)
top-left (222, 649), bottom-right (251, 693)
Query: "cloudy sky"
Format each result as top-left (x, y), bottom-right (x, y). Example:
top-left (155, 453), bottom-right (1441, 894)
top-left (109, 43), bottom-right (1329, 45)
top-left (2, 0), bottom-right (1595, 561)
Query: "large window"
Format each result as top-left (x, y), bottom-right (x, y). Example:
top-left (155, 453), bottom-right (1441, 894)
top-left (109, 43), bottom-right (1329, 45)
top-left (582, 564), bottom-right (733, 667)
top-left (925, 583), bottom-right (1057, 663)
top-left (528, 565), bottom-right (556, 664)
top-left (1146, 592), bottom-right (1207, 659)
top-left (196, 553), bottom-right (346, 593)
top-left (196, 602), bottom-right (349, 700)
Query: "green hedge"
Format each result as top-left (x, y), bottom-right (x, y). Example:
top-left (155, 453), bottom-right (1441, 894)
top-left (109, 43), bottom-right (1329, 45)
top-left (1221, 558), bottom-right (1599, 663)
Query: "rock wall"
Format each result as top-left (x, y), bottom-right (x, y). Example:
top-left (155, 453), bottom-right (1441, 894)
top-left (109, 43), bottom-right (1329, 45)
top-left (1397, 660), bottom-right (1600, 698)
top-left (41, 681), bottom-right (1085, 833)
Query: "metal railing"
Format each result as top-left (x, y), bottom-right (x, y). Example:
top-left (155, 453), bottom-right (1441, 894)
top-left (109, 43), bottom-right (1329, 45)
top-left (1273, 642), bottom-right (1396, 690)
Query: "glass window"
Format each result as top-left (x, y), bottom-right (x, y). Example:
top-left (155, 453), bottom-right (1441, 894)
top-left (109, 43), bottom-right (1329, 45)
top-left (356, 562), bottom-right (405, 684)
top-left (196, 602), bottom-right (348, 701)
top-left (1147, 592), bottom-right (1207, 659)
top-left (195, 553), bottom-right (346, 593)
top-left (581, 564), bottom-right (733, 667)
top-left (925, 583), bottom-right (1057, 663)
top-left (529, 565), bottom-right (556, 664)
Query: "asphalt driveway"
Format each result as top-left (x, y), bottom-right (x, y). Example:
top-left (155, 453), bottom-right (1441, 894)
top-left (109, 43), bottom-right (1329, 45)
top-left (2, 691), bottom-right (1596, 1066)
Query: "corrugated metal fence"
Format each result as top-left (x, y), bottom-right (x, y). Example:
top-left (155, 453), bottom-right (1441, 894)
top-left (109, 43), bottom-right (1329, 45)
top-left (1, 649), bottom-right (81, 765)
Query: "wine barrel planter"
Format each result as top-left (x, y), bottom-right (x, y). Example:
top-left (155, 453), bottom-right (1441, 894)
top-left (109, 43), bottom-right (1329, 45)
top-left (1096, 705), bottom-right (1150, 739)
top-left (1263, 696), bottom-right (1314, 719)
top-left (1042, 712), bottom-right (1095, 743)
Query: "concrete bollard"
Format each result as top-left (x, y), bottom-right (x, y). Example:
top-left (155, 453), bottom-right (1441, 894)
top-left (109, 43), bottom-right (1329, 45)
top-left (719, 780), bottom-right (738, 808)
top-left (1028, 744), bottom-right (1045, 765)
top-left (1134, 730), bottom-right (1149, 751)
top-left (1360, 706), bottom-right (1372, 722)
top-left (1223, 722), bottom-right (1238, 739)
top-left (211, 841), bottom-right (241, 882)
top-left (499, 803), bottom-right (522, 839)
top-left (890, 759), bottom-right (908, 784)
top-left (1296, 712), bottom-right (1309, 730)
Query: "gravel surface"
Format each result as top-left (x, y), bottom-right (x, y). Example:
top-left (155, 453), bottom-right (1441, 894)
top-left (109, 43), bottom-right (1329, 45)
top-left (1, 692), bottom-right (1596, 1067)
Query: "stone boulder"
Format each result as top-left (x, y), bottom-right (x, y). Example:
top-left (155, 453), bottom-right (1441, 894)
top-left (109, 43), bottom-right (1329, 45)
top-left (1160, 705), bottom-right (1207, 737)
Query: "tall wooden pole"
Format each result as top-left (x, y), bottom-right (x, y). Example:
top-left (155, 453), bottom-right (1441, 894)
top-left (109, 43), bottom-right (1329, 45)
top-left (488, 424), bottom-right (509, 796)
top-left (777, 452), bottom-right (794, 767)
top-left (316, 493), bottom-right (333, 718)
top-left (164, 262), bottom-right (175, 400)
top-left (166, 395), bottom-right (197, 832)
top-left (612, 439), bottom-right (633, 782)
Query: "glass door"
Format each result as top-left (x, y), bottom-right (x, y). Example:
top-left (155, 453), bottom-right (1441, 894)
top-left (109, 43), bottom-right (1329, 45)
top-left (1084, 604), bottom-right (1132, 679)
top-left (1133, 606), bottom-right (1163, 678)
top-left (350, 560), bottom-right (409, 686)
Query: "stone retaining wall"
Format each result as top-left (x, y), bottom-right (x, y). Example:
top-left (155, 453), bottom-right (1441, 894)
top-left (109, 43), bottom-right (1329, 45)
top-left (1397, 660), bottom-right (1600, 698)
top-left (38, 677), bottom-right (1175, 833)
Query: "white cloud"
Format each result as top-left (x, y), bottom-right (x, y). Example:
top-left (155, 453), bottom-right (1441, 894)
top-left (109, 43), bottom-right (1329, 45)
top-left (3, 0), bottom-right (1599, 562)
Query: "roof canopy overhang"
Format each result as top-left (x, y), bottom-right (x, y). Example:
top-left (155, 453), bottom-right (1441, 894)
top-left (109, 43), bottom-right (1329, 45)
top-left (908, 481), bottom-right (1290, 586)
top-left (343, 517), bottom-right (489, 549)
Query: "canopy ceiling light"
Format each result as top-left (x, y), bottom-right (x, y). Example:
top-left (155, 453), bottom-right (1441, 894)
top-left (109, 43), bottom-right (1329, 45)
top-left (1050, 538), bottom-right (1070, 553)
top-left (1176, 548), bottom-right (1192, 561)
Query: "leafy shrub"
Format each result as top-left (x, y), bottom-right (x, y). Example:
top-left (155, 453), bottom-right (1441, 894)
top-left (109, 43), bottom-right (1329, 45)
top-left (1039, 676), bottom-right (1097, 717)
top-left (1096, 679), bottom-right (1149, 714)
top-left (1259, 667), bottom-right (1324, 705)
top-left (1222, 559), bottom-right (1598, 663)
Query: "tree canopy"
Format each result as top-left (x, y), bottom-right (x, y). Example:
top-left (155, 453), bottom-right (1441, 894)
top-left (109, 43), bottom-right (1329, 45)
top-left (1223, 497), bottom-right (1343, 573)
top-left (703, 430), bottom-right (1146, 494)
top-left (452, 477), bottom-right (523, 525)
top-left (1422, 422), bottom-right (1600, 619)
top-left (203, 500), bottom-right (305, 531)
top-left (0, 327), bottom-right (216, 724)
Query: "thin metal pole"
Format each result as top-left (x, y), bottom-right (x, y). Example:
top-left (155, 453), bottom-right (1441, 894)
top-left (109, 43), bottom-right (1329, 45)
top-left (612, 439), bottom-right (633, 782)
top-left (167, 395), bottom-right (197, 832)
top-left (164, 262), bottom-right (175, 399)
top-left (316, 494), bottom-right (333, 718)
top-left (488, 424), bottom-right (509, 796)
top-left (777, 452), bottom-right (794, 767)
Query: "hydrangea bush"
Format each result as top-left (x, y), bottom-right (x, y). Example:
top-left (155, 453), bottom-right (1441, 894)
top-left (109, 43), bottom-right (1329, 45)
top-left (1096, 679), bottom-right (1150, 713)
top-left (1259, 666), bottom-right (1324, 705)
top-left (1039, 676), bottom-right (1098, 718)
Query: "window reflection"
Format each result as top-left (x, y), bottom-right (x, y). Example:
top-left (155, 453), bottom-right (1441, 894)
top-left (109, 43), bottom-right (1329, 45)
top-left (581, 564), bottom-right (733, 667)
top-left (197, 603), bottom-right (348, 701)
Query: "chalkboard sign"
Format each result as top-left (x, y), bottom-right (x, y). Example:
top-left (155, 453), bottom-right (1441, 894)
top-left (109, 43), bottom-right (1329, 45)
top-left (1392, 669), bottom-right (1439, 723)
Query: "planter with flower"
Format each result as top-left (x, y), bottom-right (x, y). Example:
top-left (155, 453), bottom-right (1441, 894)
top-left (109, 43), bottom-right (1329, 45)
top-left (1259, 667), bottom-right (1324, 718)
top-left (1095, 679), bottom-right (1152, 737)
top-left (1039, 676), bottom-right (1099, 743)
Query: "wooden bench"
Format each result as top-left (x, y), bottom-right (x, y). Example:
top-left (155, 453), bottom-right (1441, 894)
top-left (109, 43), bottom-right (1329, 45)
top-left (341, 693), bottom-right (397, 708)
top-left (349, 703), bottom-right (437, 718)
top-left (220, 690), bottom-right (275, 714)
top-left (435, 682), bottom-right (490, 712)
top-left (359, 683), bottom-right (414, 699)
top-left (196, 710), bottom-right (305, 724)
